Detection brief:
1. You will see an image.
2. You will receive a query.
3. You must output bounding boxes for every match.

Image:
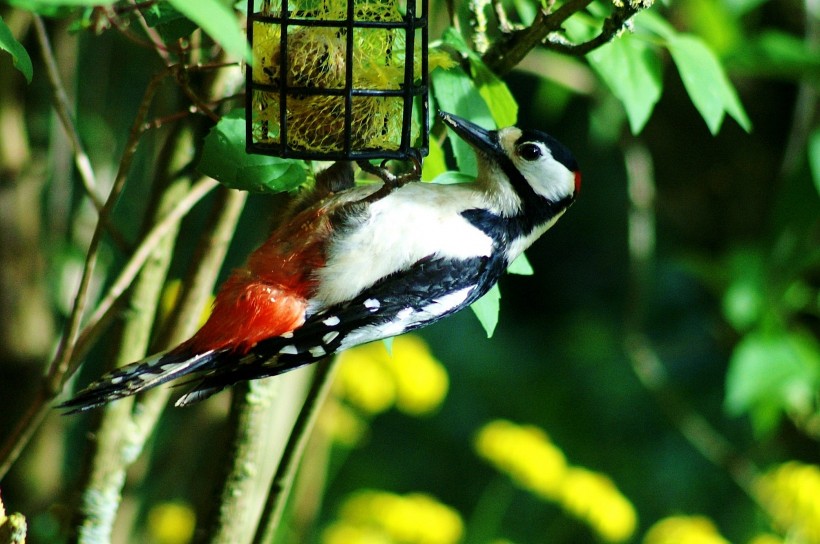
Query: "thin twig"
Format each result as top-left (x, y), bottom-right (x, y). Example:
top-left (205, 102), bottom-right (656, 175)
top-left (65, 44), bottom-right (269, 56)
top-left (542, 3), bottom-right (644, 56)
top-left (0, 389), bottom-right (49, 482)
top-left (32, 16), bottom-right (103, 211)
top-left (32, 15), bottom-right (132, 252)
top-left (252, 358), bottom-right (339, 544)
top-left (45, 67), bottom-right (169, 392)
top-left (71, 176), bottom-right (219, 372)
top-left (174, 68), bottom-right (221, 123)
top-left (124, 186), bottom-right (247, 520)
top-left (142, 93), bottom-right (244, 131)
top-left (468, 0), bottom-right (492, 54)
top-left (481, 0), bottom-right (594, 74)
top-left (0, 67), bottom-right (169, 481)
top-left (129, 0), bottom-right (173, 65)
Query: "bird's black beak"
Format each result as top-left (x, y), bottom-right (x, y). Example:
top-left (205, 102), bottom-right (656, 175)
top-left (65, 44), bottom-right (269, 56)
top-left (439, 111), bottom-right (502, 157)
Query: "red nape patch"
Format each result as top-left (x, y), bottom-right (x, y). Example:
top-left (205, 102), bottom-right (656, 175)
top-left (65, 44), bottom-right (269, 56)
top-left (574, 171), bottom-right (582, 195)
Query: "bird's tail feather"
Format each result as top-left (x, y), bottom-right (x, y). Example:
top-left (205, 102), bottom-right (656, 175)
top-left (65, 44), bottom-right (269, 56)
top-left (59, 349), bottom-right (224, 413)
top-left (173, 349), bottom-right (315, 407)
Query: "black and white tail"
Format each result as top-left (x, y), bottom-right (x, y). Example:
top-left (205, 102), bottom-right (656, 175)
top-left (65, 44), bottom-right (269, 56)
top-left (59, 349), bottom-right (225, 413)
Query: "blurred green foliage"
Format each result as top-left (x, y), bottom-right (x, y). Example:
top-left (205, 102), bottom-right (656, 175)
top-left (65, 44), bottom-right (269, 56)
top-left (0, 0), bottom-right (818, 543)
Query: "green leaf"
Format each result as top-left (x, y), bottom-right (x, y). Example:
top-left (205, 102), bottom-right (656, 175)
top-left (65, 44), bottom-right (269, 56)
top-left (439, 26), bottom-right (472, 55)
top-left (808, 129), bottom-right (820, 197)
top-left (725, 330), bottom-right (820, 435)
top-left (507, 253), bottom-right (534, 276)
top-left (167, 0), bottom-right (250, 61)
top-left (430, 65), bottom-right (494, 177)
top-left (429, 171), bottom-right (474, 185)
top-left (633, 10), bottom-right (677, 41)
top-left (9, 0), bottom-right (115, 6)
top-left (141, 2), bottom-right (199, 42)
top-left (470, 58), bottom-right (518, 128)
top-left (0, 15), bottom-right (33, 83)
top-left (470, 284), bottom-right (501, 338)
top-left (667, 34), bottom-right (751, 134)
top-left (421, 137), bottom-right (447, 182)
top-left (587, 33), bottom-right (662, 135)
top-left (721, 249), bottom-right (766, 331)
top-left (198, 109), bottom-right (307, 193)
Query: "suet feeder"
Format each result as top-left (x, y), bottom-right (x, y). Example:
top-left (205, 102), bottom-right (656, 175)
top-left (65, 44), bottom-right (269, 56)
top-left (246, 0), bottom-right (429, 162)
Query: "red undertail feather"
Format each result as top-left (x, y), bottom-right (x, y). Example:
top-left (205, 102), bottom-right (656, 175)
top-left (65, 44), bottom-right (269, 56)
top-left (182, 274), bottom-right (308, 354)
top-left (181, 203), bottom-right (334, 355)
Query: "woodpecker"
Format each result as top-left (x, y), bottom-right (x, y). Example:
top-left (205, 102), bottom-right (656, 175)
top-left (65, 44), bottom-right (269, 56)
top-left (60, 112), bottom-right (581, 412)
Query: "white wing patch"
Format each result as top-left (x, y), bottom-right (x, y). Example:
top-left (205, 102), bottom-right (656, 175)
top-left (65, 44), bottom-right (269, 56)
top-left (338, 286), bottom-right (476, 350)
top-left (312, 184), bottom-right (494, 309)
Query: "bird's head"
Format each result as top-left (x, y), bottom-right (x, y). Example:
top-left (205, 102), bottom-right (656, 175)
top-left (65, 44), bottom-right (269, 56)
top-left (439, 111), bottom-right (581, 219)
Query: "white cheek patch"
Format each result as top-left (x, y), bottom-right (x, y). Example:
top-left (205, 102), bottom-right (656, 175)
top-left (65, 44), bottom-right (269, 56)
top-left (517, 156), bottom-right (575, 202)
top-left (497, 128), bottom-right (575, 204)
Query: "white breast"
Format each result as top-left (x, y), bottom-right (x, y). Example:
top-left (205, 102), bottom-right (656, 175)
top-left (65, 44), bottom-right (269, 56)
top-left (310, 183), bottom-right (494, 309)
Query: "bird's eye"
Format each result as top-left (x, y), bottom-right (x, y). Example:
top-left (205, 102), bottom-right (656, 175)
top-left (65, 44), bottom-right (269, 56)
top-left (518, 142), bottom-right (543, 161)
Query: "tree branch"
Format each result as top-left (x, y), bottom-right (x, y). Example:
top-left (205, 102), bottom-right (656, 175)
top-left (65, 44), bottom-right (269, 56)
top-left (481, 0), bottom-right (654, 75)
top-left (72, 160), bottom-right (191, 544)
top-left (481, 0), bottom-right (594, 74)
top-left (252, 358), bottom-right (339, 544)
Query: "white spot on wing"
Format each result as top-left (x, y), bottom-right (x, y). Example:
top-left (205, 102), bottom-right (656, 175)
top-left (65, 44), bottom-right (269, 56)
top-left (279, 345), bottom-right (298, 355)
top-left (323, 316), bottom-right (341, 327)
top-left (323, 331), bottom-right (339, 344)
top-left (364, 298), bottom-right (381, 310)
top-left (309, 346), bottom-right (327, 357)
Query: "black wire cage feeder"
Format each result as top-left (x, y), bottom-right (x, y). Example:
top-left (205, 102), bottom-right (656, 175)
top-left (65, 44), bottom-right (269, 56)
top-left (246, 0), bottom-right (429, 163)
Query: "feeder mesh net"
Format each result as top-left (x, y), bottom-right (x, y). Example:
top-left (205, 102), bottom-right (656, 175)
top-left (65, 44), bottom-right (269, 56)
top-left (251, 0), bottom-right (420, 153)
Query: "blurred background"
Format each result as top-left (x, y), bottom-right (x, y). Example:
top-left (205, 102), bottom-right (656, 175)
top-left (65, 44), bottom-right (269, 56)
top-left (0, 0), bottom-right (818, 542)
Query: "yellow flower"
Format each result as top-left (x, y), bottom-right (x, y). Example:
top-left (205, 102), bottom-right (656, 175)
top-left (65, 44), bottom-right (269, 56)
top-left (335, 343), bottom-right (397, 415)
top-left (319, 399), bottom-right (370, 447)
top-left (386, 335), bottom-right (449, 415)
top-left (330, 490), bottom-right (464, 544)
top-left (755, 461), bottom-right (820, 543)
top-left (474, 420), bottom-right (636, 542)
top-left (748, 535), bottom-right (784, 544)
top-left (323, 521), bottom-right (393, 544)
top-left (334, 335), bottom-right (448, 417)
top-left (147, 502), bottom-right (196, 544)
top-left (643, 516), bottom-right (730, 544)
top-left (558, 467), bottom-right (637, 542)
top-left (474, 420), bottom-right (567, 499)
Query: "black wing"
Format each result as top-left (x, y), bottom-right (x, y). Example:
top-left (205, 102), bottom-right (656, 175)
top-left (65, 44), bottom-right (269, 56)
top-left (175, 253), bottom-right (506, 405)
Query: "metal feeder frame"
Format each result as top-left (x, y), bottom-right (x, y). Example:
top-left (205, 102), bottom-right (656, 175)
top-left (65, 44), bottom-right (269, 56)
top-left (246, 0), bottom-right (429, 163)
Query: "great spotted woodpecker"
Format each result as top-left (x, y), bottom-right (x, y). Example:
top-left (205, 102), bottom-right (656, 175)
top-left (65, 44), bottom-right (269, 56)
top-left (60, 112), bottom-right (581, 412)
